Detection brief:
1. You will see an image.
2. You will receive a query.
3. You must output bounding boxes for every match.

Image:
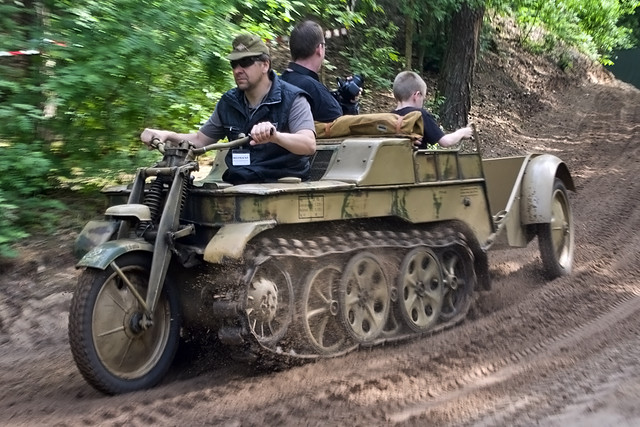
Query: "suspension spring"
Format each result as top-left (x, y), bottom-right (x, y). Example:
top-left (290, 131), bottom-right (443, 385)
top-left (179, 176), bottom-right (191, 214)
top-left (136, 176), bottom-right (166, 235)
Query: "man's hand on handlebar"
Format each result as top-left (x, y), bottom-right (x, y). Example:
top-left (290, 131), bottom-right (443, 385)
top-left (141, 128), bottom-right (173, 149)
top-left (249, 122), bottom-right (276, 146)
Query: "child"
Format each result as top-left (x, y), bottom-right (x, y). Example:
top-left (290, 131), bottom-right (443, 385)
top-left (392, 71), bottom-right (472, 148)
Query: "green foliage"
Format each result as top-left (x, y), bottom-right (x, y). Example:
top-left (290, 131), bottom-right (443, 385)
top-left (2, 0), bottom-right (639, 257)
top-left (557, 51), bottom-right (574, 70)
top-left (0, 99), bottom-right (43, 137)
top-left (402, 0), bottom-right (464, 69)
top-left (618, 4), bottom-right (640, 45)
top-left (232, 0), bottom-right (304, 36)
top-left (0, 143), bottom-right (64, 258)
top-left (53, 148), bottom-right (161, 192)
top-left (0, 3), bottom-right (34, 50)
top-left (45, 0), bottom-right (239, 154)
top-left (0, 191), bottom-right (29, 258)
top-left (426, 94), bottom-right (446, 122)
top-left (342, 22), bottom-right (401, 88)
top-left (0, 144), bottom-right (52, 197)
top-left (496, 0), bottom-right (639, 64)
top-left (232, 0), bottom-right (371, 39)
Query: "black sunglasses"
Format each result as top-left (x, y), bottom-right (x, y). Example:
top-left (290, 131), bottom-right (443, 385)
top-left (230, 56), bottom-right (260, 69)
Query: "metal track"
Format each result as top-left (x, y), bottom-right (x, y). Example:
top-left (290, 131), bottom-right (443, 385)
top-left (231, 226), bottom-right (477, 368)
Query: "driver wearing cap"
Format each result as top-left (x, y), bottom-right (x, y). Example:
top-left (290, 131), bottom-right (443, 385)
top-left (141, 34), bottom-right (316, 185)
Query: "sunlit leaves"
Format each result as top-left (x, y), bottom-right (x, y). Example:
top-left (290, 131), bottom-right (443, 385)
top-left (498, 0), bottom-right (638, 63)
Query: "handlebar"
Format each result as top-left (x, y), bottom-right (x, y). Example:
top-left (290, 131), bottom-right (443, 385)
top-left (149, 135), bottom-right (252, 156)
top-left (147, 126), bottom-right (272, 156)
top-left (192, 135), bottom-right (252, 155)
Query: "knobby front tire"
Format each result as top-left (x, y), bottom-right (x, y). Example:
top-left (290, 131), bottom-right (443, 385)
top-left (68, 252), bottom-right (181, 395)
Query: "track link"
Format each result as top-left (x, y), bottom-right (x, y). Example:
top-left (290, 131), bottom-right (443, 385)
top-left (223, 226), bottom-right (477, 368)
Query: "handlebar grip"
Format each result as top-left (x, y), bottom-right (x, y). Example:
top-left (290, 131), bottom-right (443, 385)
top-left (149, 137), bottom-right (166, 153)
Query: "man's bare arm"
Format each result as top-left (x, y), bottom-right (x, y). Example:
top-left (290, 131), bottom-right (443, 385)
top-left (249, 122), bottom-right (316, 155)
top-left (140, 129), bottom-right (216, 148)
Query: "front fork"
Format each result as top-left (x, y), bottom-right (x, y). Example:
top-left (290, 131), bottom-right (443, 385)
top-left (112, 162), bottom-right (196, 328)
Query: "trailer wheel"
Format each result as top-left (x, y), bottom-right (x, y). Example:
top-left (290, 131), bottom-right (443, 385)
top-left (538, 178), bottom-right (574, 279)
top-left (68, 253), bottom-right (181, 395)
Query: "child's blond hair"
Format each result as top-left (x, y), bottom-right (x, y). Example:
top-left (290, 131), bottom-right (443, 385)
top-left (393, 71), bottom-right (427, 102)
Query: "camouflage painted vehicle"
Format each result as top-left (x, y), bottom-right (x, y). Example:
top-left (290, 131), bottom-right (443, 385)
top-left (70, 129), bottom-right (575, 395)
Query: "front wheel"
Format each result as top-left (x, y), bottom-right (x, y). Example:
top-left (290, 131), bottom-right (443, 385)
top-left (68, 253), bottom-right (181, 395)
top-left (538, 178), bottom-right (574, 279)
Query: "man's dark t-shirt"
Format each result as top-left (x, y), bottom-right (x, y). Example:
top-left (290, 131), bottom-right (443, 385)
top-left (281, 62), bottom-right (342, 123)
top-left (392, 106), bottom-right (445, 148)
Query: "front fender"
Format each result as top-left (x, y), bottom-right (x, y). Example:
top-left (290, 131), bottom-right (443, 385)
top-left (76, 239), bottom-right (154, 270)
top-left (520, 154), bottom-right (575, 224)
top-left (73, 219), bottom-right (120, 260)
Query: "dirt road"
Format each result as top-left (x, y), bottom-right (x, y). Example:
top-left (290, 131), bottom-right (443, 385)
top-left (2, 53), bottom-right (640, 426)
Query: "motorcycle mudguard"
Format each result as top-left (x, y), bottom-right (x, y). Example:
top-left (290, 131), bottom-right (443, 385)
top-left (73, 220), bottom-right (120, 260)
top-left (76, 239), bottom-right (154, 270)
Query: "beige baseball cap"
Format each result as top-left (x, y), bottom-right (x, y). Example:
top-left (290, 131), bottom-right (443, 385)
top-left (227, 34), bottom-right (270, 60)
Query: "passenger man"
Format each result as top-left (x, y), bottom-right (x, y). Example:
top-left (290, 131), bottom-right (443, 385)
top-left (392, 71), bottom-right (472, 148)
top-left (141, 34), bottom-right (316, 184)
top-left (281, 20), bottom-right (357, 122)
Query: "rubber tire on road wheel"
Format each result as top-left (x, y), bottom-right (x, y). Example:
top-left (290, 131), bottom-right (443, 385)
top-left (68, 252), bottom-right (181, 395)
top-left (538, 178), bottom-right (574, 280)
top-left (439, 244), bottom-right (475, 322)
top-left (339, 251), bottom-right (391, 343)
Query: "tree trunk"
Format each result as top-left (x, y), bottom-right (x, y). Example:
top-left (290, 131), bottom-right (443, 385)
top-left (404, 1), bottom-right (415, 71)
top-left (438, 3), bottom-right (484, 130)
top-left (416, 26), bottom-right (425, 74)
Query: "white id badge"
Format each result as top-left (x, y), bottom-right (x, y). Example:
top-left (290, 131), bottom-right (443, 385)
top-left (232, 150), bottom-right (251, 166)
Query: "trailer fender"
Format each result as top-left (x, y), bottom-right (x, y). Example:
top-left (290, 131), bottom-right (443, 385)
top-left (76, 239), bottom-right (154, 270)
top-left (520, 154), bottom-right (575, 224)
top-left (204, 220), bottom-right (277, 264)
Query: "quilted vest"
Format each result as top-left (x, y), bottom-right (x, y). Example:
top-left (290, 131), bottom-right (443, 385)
top-left (217, 71), bottom-right (311, 184)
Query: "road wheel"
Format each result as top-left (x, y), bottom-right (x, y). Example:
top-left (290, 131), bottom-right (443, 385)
top-left (339, 252), bottom-right (390, 343)
top-left (68, 253), bottom-right (181, 395)
top-left (397, 247), bottom-right (444, 332)
top-left (300, 264), bottom-right (349, 354)
top-left (439, 245), bottom-right (475, 322)
top-left (245, 258), bottom-right (293, 347)
top-left (538, 178), bottom-right (574, 279)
